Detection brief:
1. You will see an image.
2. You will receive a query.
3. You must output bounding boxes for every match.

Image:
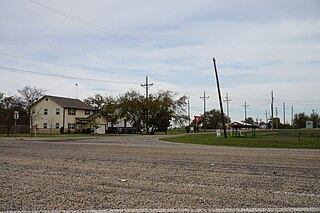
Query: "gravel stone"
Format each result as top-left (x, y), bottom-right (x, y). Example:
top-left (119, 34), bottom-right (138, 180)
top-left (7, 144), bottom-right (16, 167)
top-left (0, 135), bottom-right (319, 211)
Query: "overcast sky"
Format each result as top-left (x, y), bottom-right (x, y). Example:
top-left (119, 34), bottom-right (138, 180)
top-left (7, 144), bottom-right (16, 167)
top-left (1, 0), bottom-right (319, 123)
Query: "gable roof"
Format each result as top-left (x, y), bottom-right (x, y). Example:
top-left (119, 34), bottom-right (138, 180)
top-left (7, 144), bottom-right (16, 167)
top-left (36, 95), bottom-right (95, 110)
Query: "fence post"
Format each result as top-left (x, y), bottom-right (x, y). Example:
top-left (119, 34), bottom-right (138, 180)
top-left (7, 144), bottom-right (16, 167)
top-left (298, 131), bottom-right (302, 141)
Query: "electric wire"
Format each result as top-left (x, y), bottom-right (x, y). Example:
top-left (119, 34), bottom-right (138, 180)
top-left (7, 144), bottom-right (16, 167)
top-left (28, 0), bottom-right (157, 51)
top-left (0, 66), bottom-right (139, 85)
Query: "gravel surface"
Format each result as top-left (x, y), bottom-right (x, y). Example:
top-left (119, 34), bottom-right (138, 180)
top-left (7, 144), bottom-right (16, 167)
top-left (0, 135), bottom-right (319, 211)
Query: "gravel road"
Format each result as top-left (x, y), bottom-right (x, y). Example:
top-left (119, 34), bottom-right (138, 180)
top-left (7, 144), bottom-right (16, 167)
top-left (0, 135), bottom-right (319, 211)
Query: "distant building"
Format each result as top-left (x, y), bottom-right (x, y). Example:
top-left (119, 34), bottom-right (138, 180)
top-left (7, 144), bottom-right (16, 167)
top-left (306, 121), bottom-right (313, 129)
top-left (31, 95), bottom-right (108, 134)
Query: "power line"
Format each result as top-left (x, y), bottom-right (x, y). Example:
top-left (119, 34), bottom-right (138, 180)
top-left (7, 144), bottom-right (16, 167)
top-left (27, 0), bottom-right (155, 50)
top-left (0, 51), bottom-right (130, 75)
top-left (0, 66), bottom-right (139, 85)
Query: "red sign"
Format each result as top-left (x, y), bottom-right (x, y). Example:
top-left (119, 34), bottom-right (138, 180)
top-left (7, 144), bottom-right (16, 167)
top-left (194, 116), bottom-right (201, 124)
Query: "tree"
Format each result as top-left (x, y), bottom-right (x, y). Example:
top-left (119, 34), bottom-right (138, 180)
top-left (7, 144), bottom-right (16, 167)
top-left (311, 111), bottom-right (319, 128)
top-left (204, 109), bottom-right (228, 129)
top-left (84, 94), bottom-right (119, 126)
top-left (293, 113), bottom-right (309, 128)
top-left (244, 117), bottom-right (254, 124)
top-left (18, 85), bottom-right (46, 132)
top-left (0, 93), bottom-right (27, 136)
top-left (118, 90), bottom-right (145, 132)
top-left (118, 90), bottom-right (188, 134)
top-left (148, 91), bottom-right (188, 134)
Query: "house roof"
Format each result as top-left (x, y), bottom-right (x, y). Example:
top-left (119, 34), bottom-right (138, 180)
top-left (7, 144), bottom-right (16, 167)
top-left (76, 113), bottom-right (101, 122)
top-left (36, 95), bottom-right (95, 110)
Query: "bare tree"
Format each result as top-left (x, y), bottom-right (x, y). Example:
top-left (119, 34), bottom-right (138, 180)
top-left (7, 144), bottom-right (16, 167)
top-left (18, 85), bottom-right (46, 133)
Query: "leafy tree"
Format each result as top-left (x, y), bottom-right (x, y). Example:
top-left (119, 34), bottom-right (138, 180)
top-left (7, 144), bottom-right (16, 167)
top-left (84, 94), bottom-right (120, 126)
top-left (293, 113), bottom-right (309, 128)
top-left (118, 90), bottom-right (188, 134)
top-left (311, 112), bottom-right (319, 128)
top-left (204, 109), bottom-right (228, 129)
top-left (118, 90), bottom-right (145, 131)
top-left (0, 93), bottom-right (27, 136)
top-left (148, 91), bottom-right (188, 134)
top-left (244, 117), bottom-right (255, 125)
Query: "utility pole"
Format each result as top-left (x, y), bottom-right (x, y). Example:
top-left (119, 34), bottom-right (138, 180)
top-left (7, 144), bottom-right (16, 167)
top-left (200, 91), bottom-right (209, 131)
top-left (224, 93), bottom-right (231, 123)
top-left (212, 57), bottom-right (227, 138)
top-left (283, 103), bottom-right (286, 126)
top-left (242, 101), bottom-right (249, 121)
top-left (291, 105), bottom-right (294, 126)
top-left (188, 99), bottom-right (191, 128)
top-left (141, 76), bottom-right (153, 134)
top-left (312, 109), bottom-right (315, 128)
top-left (271, 91), bottom-right (274, 131)
top-left (265, 111), bottom-right (268, 124)
top-left (275, 107), bottom-right (278, 129)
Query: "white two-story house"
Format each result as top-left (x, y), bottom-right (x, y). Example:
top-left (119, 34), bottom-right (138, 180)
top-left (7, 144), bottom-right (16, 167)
top-left (31, 95), bottom-right (108, 134)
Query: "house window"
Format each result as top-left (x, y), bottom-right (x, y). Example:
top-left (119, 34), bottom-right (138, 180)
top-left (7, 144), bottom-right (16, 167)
top-left (44, 109), bottom-right (48, 115)
top-left (85, 110), bottom-right (90, 115)
top-left (68, 123), bottom-right (75, 130)
top-left (56, 108), bottom-right (60, 115)
top-left (56, 123), bottom-right (59, 129)
top-left (68, 109), bottom-right (76, 115)
top-left (46, 98), bottom-right (48, 101)
top-left (32, 108), bottom-right (35, 114)
top-left (43, 123), bottom-right (48, 129)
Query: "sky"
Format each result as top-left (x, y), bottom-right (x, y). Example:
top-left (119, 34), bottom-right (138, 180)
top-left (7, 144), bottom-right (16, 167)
top-left (1, 0), bottom-right (319, 124)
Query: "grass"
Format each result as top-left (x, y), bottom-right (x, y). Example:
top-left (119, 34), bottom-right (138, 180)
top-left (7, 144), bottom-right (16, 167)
top-left (160, 129), bottom-right (320, 149)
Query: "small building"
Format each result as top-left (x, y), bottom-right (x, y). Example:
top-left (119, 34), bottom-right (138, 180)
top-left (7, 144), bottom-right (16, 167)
top-left (306, 121), bottom-right (313, 129)
top-left (31, 95), bottom-right (108, 134)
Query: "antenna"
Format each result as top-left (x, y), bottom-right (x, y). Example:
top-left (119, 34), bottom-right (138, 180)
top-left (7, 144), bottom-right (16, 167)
top-left (75, 83), bottom-right (78, 99)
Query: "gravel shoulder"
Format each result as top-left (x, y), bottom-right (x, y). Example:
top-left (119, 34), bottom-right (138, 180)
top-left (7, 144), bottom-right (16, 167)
top-left (0, 136), bottom-right (319, 211)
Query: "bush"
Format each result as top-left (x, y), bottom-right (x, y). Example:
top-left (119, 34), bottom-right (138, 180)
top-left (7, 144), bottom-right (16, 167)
top-left (60, 127), bottom-right (64, 134)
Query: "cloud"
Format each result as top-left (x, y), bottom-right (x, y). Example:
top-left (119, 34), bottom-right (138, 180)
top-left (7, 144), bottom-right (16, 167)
top-left (0, 0), bottom-right (319, 122)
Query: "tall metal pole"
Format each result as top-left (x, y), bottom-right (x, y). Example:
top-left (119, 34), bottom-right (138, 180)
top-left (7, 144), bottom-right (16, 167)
top-left (283, 102), bottom-right (286, 126)
top-left (188, 99), bottom-right (191, 127)
top-left (271, 91), bottom-right (274, 131)
top-left (291, 105), bottom-right (294, 126)
top-left (212, 57), bottom-right (227, 138)
top-left (224, 93), bottom-right (231, 123)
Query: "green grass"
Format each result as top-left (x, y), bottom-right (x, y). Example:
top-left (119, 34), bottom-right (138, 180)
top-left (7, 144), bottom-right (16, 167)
top-left (160, 130), bottom-right (320, 149)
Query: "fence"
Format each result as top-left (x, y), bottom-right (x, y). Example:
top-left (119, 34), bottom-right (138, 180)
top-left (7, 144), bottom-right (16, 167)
top-left (0, 125), bottom-right (29, 134)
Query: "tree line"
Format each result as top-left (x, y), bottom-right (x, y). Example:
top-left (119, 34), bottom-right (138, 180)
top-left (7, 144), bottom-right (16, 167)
top-left (0, 85), bottom-right (318, 135)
